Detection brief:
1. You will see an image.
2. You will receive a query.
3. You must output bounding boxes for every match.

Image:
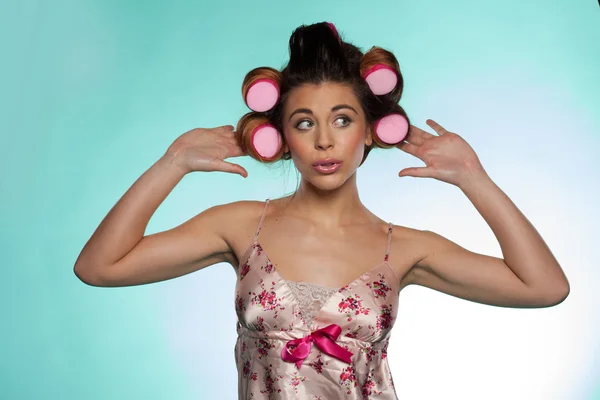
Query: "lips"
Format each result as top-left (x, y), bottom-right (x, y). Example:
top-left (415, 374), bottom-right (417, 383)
top-left (312, 160), bottom-right (343, 174)
top-left (312, 158), bottom-right (342, 166)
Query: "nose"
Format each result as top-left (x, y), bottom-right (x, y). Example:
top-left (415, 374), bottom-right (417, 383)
top-left (314, 128), bottom-right (334, 151)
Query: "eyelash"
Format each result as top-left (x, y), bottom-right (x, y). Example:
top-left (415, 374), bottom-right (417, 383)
top-left (295, 116), bottom-right (352, 130)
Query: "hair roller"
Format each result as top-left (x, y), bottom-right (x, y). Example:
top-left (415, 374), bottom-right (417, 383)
top-left (359, 47), bottom-right (407, 145)
top-left (242, 67), bottom-right (282, 112)
top-left (236, 112), bottom-right (285, 162)
top-left (360, 46), bottom-right (403, 101)
top-left (371, 104), bottom-right (410, 147)
top-left (372, 114), bottom-right (409, 145)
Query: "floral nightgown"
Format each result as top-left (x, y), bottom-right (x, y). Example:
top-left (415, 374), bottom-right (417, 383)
top-left (234, 199), bottom-right (401, 399)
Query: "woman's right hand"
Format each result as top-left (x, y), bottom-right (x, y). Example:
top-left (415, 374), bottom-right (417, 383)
top-left (164, 125), bottom-right (248, 177)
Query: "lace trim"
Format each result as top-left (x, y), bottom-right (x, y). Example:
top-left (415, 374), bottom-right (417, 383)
top-left (284, 280), bottom-right (338, 327)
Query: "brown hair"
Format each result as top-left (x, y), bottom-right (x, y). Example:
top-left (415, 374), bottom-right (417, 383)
top-left (236, 22), bottom-right (409, 166)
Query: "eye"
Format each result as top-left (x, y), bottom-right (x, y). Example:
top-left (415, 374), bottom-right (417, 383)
top-left (294, 116), bottom-right (352, 130)
top-left (296, 120), bottom-right (313, 130)
top-left (335, 116), bottom-right (351, 127)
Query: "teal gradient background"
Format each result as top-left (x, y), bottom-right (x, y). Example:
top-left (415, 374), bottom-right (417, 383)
top-left (2, 0), bottom-right (599, 399)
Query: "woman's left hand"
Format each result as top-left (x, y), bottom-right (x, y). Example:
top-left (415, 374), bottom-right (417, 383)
top-left (396, 119), bottom-right (487, 188)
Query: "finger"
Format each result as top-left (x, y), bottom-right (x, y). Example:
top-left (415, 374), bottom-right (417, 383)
top-left (403, 131), bottom-right (426, 146)
top-left (213, 125), bottom-right (235, 132)
top-left (225, 145), bottom-right (248, 158)
top-left (222, 131), bottom-right (242, 143)
top-left (405, 125), bottom-right (435, 145)
top-left (219, 128), bottom-right (238, 139)
top-left (425, 119), bottom-right (449, 135)
top-left (225, 132), bottom-right (240, 144)
top-left (398, 166), bottom-right (432, 178)
top-left (217, 160), bottom-right (248, 178)
top-left (396, 141), bottom-right (420, 157)
top-left (223, 133), bottom-right (240, 147)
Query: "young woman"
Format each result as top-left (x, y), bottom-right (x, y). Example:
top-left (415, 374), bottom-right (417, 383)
top-left (74, 22), bottom-right (569, 399)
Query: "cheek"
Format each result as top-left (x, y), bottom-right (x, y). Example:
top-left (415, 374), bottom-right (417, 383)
top-left (350, 132), bottom-right (365, 147)
top-left (285, 134), bottom-right (301, 155)
top-left (284, 133), bottom-right (311, 165)
top-left (347, 131), bottom-right (367, 156)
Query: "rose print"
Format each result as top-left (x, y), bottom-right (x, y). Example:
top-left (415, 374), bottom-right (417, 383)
top-left (247, 275), bottom-right (292, 331)
top-left (339, 283), bottom-right (351, 292)
top-left (240, 261), bottom-right (251, 280)
top-left (255, 243), bottom-right (263, 256)
top-left (256, 338), bottom-right (271, 359)
top-left (243, 360), bottom-right (258, 381)
top-left (250, 278), bottom-right (286, 318)
top-left (262, 260), bottom-right (274, 274)
top-left (235, 293), bottom-right (246, 314)
top-left (308, 353), bottom-right (325, 374)
top-left (253, 289), bottom-right (279, 311)
top-left (338, 294), bottom-right (370, 322)
top-left (361, 379), bottom-right (378, 397)
top-left (253, 316), bottom-right (265, 331)
top-left (278, 323), bottom-right (294, 332)
top-left (290, 371), bottom-right (307, 393)
top-left (363, 345), bottom-right (377, 362)
top-left (260, 364), bottom-right (283, 395)
top-left (344, 325), bottom-right (363, 339)
top-left (366, 273), bottom-right (391, 299)
top-left (382, 338), bottom-right (389, 360)
top-left (339, 365), bottom-right (357, 395)
top-left (376, 304), bottom-right (394, 331)
top-left (361, 369), bottom-right (383, 397)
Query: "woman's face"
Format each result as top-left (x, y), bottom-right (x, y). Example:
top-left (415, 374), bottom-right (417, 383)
top-left (282, 82), bottom-right (372, 190)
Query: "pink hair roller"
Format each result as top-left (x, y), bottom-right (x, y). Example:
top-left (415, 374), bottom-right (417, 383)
top-left (245, 78), bottom-right (280, 112)
top-left (363, 64), bottom-right (398, 96)
top-left (373, 114), bottom-right (409, 145)
top-left (251, 123), bottom-right (282, 159)
top-left (363, 62), bottom-right (406, 144)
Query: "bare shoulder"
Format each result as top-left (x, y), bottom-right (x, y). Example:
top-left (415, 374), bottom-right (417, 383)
top-left (203, 198), bottom-right (268, 264)
top-left (388, 223), bottom-right (430, 290)
top-left (392, 226), bottom-right (479, 290)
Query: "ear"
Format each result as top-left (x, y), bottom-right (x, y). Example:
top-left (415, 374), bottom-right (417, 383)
top-left (283, 142), bottom-right (289, 153)
top-left (365, 126), bottom-right (373, 146)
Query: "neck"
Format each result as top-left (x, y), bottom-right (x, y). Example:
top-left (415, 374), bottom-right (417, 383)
top-left (284, 173), bottom-right (370, 229)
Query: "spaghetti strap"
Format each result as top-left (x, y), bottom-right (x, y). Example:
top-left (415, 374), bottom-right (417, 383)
top-left (253, 198), bottom-right (271, 242)
top-left (384, 222), bottom-right (393, 262)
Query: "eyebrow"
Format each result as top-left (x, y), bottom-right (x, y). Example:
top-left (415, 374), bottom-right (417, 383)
top-left (288, 104), bottom-right (358, 122)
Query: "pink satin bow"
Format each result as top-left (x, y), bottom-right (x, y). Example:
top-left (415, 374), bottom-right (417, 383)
top-left (281, 324), bottom-right (353, 368)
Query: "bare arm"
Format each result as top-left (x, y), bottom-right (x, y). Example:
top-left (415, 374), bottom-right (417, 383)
top-left (73, 153), bottom-right (238, 287)
top-left (73, 124), bottom-right (249, 287)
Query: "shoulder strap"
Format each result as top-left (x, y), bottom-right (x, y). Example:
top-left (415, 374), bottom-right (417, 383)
top-left (384, 222), bottom-right (393, 262)
top-left (253, 198), bottom-right (271, 242)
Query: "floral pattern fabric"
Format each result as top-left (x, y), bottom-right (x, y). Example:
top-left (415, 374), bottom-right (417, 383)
top-left (234, 199), bottom-right (400, 399)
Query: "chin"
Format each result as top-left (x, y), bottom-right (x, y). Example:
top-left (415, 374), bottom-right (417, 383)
top-left (303, 166), bottom-right (355, 190)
